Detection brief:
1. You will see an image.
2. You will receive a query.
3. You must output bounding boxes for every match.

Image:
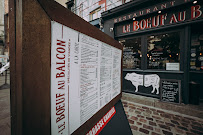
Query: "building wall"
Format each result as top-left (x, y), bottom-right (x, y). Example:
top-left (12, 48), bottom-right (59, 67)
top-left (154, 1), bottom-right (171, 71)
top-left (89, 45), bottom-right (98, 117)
top-left (4, 0), bottom-right (8, 14)
top-left (4, 0), bottom-right (9, 57)
top-left (55, 0), bottom-right (132, 22)
top-left (0, 0), bottom-right (4, 43)
top-left (101, 0), bottom-right (203, 104)
top-left (74, 0), bottom-right (131, 22)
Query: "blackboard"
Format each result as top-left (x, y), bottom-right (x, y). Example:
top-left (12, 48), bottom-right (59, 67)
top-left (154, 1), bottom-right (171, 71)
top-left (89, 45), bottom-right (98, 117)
top-left (160, 79), bottom-right (181, 103)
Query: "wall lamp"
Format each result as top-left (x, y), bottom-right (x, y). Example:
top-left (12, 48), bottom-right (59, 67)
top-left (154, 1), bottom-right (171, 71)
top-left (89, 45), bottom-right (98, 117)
top-left (110, 28), bottom-right (114, 32)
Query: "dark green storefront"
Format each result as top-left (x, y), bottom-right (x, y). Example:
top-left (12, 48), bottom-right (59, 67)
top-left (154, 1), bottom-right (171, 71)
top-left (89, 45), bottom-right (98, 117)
top-left (101, 0), bottom-right (203, 104)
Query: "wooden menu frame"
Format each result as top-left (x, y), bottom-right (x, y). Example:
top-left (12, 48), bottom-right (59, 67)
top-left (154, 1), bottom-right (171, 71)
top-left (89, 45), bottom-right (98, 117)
top-left (9, 0), bottom-right (123, 135)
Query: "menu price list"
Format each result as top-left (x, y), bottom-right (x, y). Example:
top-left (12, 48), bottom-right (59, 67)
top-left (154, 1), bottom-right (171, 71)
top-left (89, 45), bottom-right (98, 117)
top-left (161, 80), bottom-right (181, 103)
top-left (51, 22), bottom-right (122, 134)
top-left (78, 33), bottom-right (121, 132)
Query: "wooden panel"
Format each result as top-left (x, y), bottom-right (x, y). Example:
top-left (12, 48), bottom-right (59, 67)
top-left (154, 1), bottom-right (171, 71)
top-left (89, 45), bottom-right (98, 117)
top-left (22, 1), bottom-right (51, 135)
top-left (15, 0), bottom-right (23, 134)
top-left (10, 0), bottom-right (52, 134)
top-left (9, 0), bottom-right (20, 134)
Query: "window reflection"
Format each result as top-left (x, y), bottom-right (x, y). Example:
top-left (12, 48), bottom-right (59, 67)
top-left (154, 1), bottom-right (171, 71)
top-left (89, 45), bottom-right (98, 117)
top-left (190, 33), bottom-right (203, 71)
top-left (119, 38), bottom-right (141, 69)
top-left (147, 32), bottom-right (180, 70)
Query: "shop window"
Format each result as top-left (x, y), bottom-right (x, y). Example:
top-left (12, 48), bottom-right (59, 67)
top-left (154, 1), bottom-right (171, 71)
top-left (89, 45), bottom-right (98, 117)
top-left (147, 32), bottom-right (180, 70)
top-left (119, 37), bottom-right (141, 69)
top-left (89, 7), bottom-right (101, 21)
top-left (190, 26), bottom-right (203, 71)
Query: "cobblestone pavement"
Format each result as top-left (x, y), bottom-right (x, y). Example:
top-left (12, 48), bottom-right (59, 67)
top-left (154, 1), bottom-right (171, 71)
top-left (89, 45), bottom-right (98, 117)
top-left (0, 74), bottom-right (10, 135)
top-left (122, 99), bottom-right (203, 135)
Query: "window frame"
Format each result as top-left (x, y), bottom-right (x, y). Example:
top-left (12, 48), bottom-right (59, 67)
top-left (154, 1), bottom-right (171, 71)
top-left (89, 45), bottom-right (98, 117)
top-left (190, 23), bottom-right (203, 72)
top-left (119, 28), bottom-right (184, 72)
top-left (89, 7), bottom-right (101, 21)
top-left (119, 36), bottom-right (142, 69)
top-left (146, 32), bottom-right (181, 70)
top-left (79, 3), bottom-right (83, 18)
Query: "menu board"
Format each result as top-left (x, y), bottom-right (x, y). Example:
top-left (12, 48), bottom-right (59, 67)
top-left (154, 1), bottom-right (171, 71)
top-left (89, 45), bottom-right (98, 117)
top-left (160, 79), bottom-right (181, 103)
top-left (123, 47), bottom-right (136, 68)
top-left (51, 21), bottom-right (122, 135)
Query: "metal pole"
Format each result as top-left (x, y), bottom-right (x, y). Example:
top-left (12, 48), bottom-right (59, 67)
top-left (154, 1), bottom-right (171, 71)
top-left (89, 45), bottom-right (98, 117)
top-left (5, 69), bottom-right (7, 84)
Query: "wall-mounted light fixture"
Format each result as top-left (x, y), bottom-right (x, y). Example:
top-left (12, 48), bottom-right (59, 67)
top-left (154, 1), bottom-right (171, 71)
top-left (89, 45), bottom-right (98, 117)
top-left (133, 18), bottom-right (136, 20)
top-left (193, 1), bottom-right (197, 4)
top-left (110, 28), bottom-right (114, 32)
top-left (158, 11), bottom-right (161, 14)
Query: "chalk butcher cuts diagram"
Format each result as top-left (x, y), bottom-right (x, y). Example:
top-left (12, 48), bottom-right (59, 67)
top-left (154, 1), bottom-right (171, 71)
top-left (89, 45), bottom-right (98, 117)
top-left (125, 73), bottom-right (160, 94)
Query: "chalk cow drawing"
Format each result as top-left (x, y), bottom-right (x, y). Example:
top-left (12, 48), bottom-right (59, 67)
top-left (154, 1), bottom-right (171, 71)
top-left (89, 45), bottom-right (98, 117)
top-left (125, 73), bottom-right (143, 92)
top-left (125, 73), bottom-right (160, 94)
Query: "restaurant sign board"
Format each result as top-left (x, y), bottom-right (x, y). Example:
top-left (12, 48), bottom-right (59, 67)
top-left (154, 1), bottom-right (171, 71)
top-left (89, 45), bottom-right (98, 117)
top-left (113, 0), bottom-right (194, 23)
top-left (116, 4), bottom-right (203, 36)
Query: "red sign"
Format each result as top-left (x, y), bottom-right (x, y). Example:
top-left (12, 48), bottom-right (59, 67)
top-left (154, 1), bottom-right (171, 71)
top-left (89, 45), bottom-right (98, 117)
top-left (113, 0), bottom-right (193, 23)
top-left (86, 107), bottom-right (116, 135)
top-left (124, 5), bottom-right (202, 33)
top-left (116, 4), bottom-right (203, 36)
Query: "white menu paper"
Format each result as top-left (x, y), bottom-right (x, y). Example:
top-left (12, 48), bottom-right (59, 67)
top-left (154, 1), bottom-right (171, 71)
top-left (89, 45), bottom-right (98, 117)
top-left (51, 21), bottom-right (122, 135)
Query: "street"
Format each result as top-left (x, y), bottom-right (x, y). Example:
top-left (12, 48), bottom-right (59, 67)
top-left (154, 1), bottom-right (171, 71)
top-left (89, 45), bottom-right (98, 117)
top-left (0, 74), bottom-right (10, 135)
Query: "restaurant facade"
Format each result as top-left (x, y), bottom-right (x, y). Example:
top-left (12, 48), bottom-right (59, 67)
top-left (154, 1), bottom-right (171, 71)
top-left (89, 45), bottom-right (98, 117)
top-left (101, 0), bottom-right (203, 104)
